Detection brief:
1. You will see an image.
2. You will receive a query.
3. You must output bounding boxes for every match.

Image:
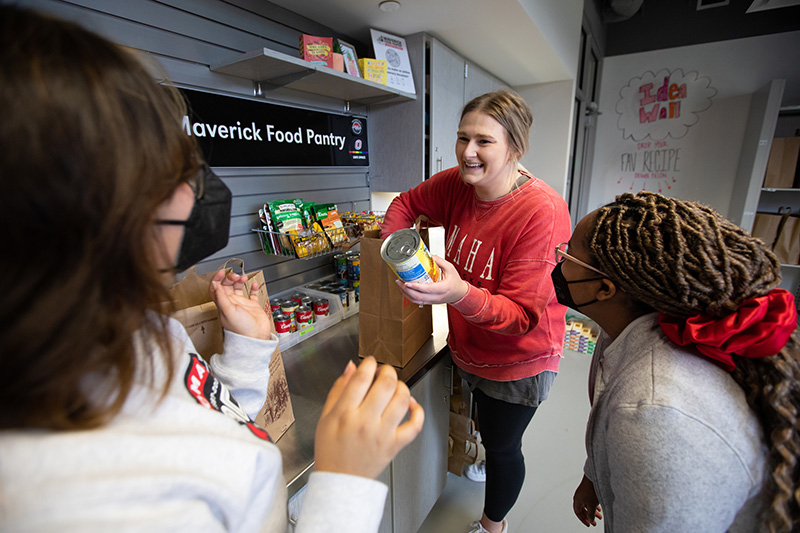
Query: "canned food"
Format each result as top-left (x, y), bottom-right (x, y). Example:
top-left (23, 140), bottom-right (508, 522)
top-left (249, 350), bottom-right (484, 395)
top-left (381, 228), bottom-right (440, 284)
top-left (345, 288), bottom-right (356, 308)
top-left (273, 313), bottom-right (293, 338)
top-left (346, 253), bottom-right (361, 280)
top-left (300, 296), bottom-right (314, 309)
top-left (330, 288), bottom-right (348, 308)
top-left (290, 292), bottom-right (306, 305)
top-left (305, 282), bottom-right (323, 290)
top-left (350, 279), bottom-right (360, 302)
top-left (269, 298), bottom-right (283, 313)
top-left (334, 253), bottom-right (347, 279)
top-left (312, 297), bottom-right (330, 318)
top-left (296, 305), bottom-right (313, 329)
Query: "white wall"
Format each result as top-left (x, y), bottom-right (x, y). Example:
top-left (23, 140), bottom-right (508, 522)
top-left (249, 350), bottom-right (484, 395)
top-left (516, 79), bottom-right (577, 198)
top-left (586, 30), bottom-right (800, 219)
top-left (517, 0), bottom-right (584, 78)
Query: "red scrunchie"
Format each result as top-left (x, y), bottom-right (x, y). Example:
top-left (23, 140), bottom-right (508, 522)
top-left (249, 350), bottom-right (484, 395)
top-left (658, 289), bottom-right (797, 371)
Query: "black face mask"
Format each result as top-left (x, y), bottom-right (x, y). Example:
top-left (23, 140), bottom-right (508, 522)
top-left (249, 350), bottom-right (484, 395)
top-left (550, 262), bottom-right (606, 310)
top-left (158, 165), bottom-right (232, 272)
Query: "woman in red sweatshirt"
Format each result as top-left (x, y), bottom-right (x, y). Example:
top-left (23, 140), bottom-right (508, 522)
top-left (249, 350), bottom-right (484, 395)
top-left (381, 90), bottom-right (571, 533)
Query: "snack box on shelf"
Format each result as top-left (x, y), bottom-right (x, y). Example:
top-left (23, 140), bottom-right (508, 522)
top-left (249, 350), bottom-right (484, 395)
top-left (269, 279), bottom-right (359, 350)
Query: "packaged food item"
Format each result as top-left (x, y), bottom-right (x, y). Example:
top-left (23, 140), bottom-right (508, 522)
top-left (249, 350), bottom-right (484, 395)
top-left (358, 58), bottom-right (387, 85)
top-left (314, 203), bottom-right (348, 247)
top-left (273, 313), bottom-right (293, 338)
top-left (381, 228), bottom-right (440, 284)
top-left (346, 252), bottom-right (360, 280)
top-left (312, 297), bottom-right (329, 319)
top-left (334, 253), bottom-right (348, 279)
top-left (298, 34), bottom-right (333, 67)
top-left (296, 305), bottom-right (314, 329)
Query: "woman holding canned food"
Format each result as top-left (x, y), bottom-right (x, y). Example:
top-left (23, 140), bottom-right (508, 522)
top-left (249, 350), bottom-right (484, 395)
top-left (381, 89), bottom-right (571, 533)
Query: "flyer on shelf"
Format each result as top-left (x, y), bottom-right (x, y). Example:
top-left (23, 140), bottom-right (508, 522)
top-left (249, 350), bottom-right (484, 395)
top-left (369, 29), bottom-right (415, 94)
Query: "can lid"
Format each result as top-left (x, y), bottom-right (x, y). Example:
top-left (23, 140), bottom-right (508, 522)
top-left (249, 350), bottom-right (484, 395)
top-left (381, 229), bottom-right (421, 262)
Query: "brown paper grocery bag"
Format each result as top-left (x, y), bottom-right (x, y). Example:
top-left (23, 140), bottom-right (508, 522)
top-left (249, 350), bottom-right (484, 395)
top-left (358, 229), bottom-right (433, 367)
top-left (773, 215), bottom-right (800, 265)
top-left (168, 259), bottom-right (294, 441)
top-left (751, 212), bottom-right (784, 249)
top-left (763, 137), bottom-right (800, 189)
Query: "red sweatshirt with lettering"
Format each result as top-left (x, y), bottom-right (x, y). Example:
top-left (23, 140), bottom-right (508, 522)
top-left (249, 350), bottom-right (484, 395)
top-left (381, 167), bottom-right (571, 381)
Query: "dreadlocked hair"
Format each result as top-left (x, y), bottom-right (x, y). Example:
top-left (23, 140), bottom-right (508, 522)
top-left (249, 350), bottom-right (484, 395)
top-left (732, 336), bottom-right (800, 533)
top-left (588, 191), bottom-right (800, 531)
top-left (587, 191), bottom-right (781, 318)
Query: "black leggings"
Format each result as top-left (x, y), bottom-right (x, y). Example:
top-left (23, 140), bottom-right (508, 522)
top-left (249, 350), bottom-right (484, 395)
top-left (473, 388), bottom-right (539, 522)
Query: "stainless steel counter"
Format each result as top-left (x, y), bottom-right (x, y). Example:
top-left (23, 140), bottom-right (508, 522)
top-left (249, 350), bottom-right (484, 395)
top-left (277, 304), bottom-right (450, 497)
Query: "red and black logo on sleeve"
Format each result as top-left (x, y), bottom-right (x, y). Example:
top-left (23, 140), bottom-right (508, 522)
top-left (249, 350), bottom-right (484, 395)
top-left (184, 353), bottom-right (270, 441)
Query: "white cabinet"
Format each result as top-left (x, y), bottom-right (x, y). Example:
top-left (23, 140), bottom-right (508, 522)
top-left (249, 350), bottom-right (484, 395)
top-left (369, 35), bottom-right (508, 192)
top-left (729, 79), bottom-right (800, 306)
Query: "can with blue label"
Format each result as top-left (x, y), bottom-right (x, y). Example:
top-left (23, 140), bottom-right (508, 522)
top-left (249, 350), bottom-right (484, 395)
top-left (380, 229), bottom-right (440, 284)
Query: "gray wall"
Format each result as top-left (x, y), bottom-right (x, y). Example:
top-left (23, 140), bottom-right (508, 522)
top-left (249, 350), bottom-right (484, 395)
top-left (16, 0), bottom-right (372, 295)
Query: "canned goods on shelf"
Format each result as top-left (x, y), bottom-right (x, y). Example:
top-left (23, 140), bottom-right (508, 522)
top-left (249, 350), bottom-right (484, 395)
top-left (346, 252), bottom-right (361, 280)
top-left (273, 313), bottom-right (293, 338)
top-left (330, 288), bottom-right (348, 308)
top-left (290, 292), bottom-right (306, 305)
top-left (312, 297), bottom-right (330, 318)
top-left (334, 253), bottom-right (347, 279)
top-left (300, 296), bottom-right (314, 308)
top-left (269, 298), bottom-right (283, 313)
top-left (296, 305), bottom-right (313, 328)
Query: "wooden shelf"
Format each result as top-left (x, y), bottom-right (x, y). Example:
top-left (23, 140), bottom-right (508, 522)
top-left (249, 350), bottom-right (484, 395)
top-left (211, 48), bottom-right (416, 105)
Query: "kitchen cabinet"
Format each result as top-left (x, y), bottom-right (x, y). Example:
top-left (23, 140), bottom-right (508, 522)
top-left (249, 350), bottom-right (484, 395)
top-left (729, 79), bottom-right (800, 306)
top-left (370, 34), bottom-right (508, 192)
top-left (386, 355), bottom-right (451, 533)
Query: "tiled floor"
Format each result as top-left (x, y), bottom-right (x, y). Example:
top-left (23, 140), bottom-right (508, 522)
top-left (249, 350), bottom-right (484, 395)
top-left (418, 349), bottom-right (594, 533)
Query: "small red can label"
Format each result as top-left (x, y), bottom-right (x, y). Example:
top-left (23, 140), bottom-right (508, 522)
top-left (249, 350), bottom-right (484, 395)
top-left (313, 298), bottom-right (329, 317)
top-left (273, 313), bottom-right (292, 336)
top-left (296, 305), bottom-right (313, 328)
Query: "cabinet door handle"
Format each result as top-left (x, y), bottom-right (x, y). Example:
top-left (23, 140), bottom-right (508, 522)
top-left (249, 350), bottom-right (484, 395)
top-left (437, 156), bottom-right (443, 173)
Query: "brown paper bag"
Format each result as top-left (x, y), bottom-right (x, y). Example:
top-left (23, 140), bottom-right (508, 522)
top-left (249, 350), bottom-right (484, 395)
top-left (448, 411), bottom-right (478, 476)
top-left (763, 137), bottom-right (800, 188)
top-left (168, 259), bottom-right (295, 441)
top-left (751, 212), bottom-right (785, 248)
top-left (358, 229), bottom-right (433, 367)
top-left (773, 215), bottom-right (800, 265)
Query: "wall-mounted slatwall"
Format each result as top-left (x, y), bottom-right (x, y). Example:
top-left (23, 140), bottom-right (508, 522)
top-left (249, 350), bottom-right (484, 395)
top-left (19, 0), bottom-right (372, 295)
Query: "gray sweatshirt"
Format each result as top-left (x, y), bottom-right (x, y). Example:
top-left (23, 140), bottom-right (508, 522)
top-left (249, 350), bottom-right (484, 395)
top-left (0, 316), bottom-right (388, 532)
top-left (584, 313), bottom-right (767, 532)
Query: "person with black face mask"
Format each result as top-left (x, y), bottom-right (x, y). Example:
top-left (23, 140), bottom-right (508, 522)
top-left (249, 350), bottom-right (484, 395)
top-left (0, 6), bottom-right (423, 532)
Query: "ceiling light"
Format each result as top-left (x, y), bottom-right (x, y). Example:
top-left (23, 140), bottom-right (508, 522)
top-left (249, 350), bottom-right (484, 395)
top-left (380, 1), bottom-right (401, 13)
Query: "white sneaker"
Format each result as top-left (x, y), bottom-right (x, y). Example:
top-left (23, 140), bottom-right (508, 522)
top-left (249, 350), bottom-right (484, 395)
top-left (467, 519), bottom-right (508, 533)
top-left (464, 459), bottom-right (486, 482)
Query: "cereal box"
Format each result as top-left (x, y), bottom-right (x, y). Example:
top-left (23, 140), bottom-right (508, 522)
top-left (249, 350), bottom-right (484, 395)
top-left (299, 34), bottom-right (333, 68)
top-left (358, 58), bottom-right (388, 85)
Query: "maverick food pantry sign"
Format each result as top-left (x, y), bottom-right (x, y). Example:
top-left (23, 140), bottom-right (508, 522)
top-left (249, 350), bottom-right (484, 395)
top-left (181, 88), bottom-right (368, 167)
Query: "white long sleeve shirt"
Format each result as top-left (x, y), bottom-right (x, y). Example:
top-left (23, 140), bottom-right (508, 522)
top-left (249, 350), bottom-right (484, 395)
top-left (0, 316), bottom-right (388, 532)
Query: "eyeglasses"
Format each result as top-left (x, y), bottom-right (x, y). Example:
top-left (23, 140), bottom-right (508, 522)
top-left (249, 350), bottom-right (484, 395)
top-left (554, 242), bottom-right (610, 277)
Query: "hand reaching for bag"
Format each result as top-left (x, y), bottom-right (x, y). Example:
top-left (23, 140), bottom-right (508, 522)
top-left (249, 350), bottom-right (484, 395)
top-left (209, 269), bottom-right (272, 340)
top-left (314, 357), bottom-right (425, 480)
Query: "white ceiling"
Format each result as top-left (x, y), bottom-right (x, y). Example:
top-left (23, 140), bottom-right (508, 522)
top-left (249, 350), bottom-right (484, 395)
top-left (267, 0), bottom-right (578, 87)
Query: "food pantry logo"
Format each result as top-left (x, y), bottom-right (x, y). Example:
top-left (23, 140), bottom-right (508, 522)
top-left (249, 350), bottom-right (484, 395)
top-left (351, 118), bottom-right (363, 135)
top-left (614, 68), bottom-right (716, 192)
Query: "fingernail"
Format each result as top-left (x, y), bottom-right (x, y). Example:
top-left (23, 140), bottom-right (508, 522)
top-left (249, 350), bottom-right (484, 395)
top-left (343, 360), bottom-right (355, 374)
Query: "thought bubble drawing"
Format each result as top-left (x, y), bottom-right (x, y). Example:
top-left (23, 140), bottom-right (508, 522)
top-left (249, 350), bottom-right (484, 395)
top-left (616, 68), bottom-right (716, 141)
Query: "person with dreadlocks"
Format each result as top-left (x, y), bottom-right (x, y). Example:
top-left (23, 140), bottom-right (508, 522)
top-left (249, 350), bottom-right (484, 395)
top-left (551, 191), bottom-right (799, 532)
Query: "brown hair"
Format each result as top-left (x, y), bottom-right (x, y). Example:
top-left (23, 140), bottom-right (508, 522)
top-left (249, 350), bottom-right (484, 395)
top-left (0, 6), bottom-right (201, 430)
top-left (461, 89), bottom-right (533, 162)
top-left (587, 191), bottom-right (800, 531)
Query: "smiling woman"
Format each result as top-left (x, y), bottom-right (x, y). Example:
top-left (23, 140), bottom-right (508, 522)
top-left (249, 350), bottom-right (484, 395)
top-left (381, 90), bottom-right (572, 533)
